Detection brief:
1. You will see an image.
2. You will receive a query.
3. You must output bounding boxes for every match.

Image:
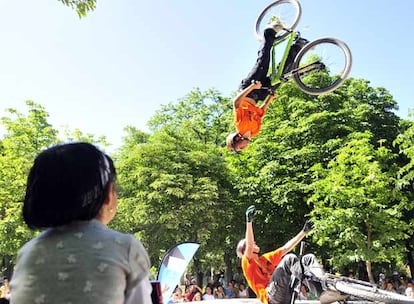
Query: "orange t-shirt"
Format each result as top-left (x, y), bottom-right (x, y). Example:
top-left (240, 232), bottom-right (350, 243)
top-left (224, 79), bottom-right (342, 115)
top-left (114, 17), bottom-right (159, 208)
top-left (242, 249), bottom-right (283, 304)
top-left (234, 100), bottom-right (265, 138)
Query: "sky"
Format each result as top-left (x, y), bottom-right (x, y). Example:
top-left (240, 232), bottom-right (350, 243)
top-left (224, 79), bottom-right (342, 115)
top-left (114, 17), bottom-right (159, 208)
top-left (0, 0), bottom-right (413, 151)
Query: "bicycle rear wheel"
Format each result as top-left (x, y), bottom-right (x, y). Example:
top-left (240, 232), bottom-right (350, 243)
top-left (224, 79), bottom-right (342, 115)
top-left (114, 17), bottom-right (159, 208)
top-left (292, 37), bottom-right (352, 95)
top-left (255, 0), bottom-right (301, 41)
top-left (335, 281), bottom-right (414, 304)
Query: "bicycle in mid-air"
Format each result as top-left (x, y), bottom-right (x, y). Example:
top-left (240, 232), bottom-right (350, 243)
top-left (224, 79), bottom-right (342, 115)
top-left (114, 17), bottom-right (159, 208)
top-left (255, 0), bottom-right (352, 95)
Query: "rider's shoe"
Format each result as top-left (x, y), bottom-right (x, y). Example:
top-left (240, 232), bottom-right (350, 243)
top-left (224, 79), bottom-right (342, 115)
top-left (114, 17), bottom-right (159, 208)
top-left (304, 265), bottom-right (326, 281)
top-left (266, 16), bottom-right (284, 33)
top-left (319, 290), bottom-right (348, 304)
top-left (295, 37), bottom-right (309, 48)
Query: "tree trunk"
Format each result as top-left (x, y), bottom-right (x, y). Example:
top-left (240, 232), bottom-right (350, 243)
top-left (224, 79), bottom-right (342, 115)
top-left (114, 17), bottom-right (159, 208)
top-left (406, 239), bottom-right (414, 279)
top-left (365, 224), bottom-right (375, 283)
top-left (193, 258), bottom-right (203, 286)
top-left (366, 260), bottom-right (375, 283)
top-left (224, 251), bottom-right (233, 285)
top-left (1, 256), bottom-right (13, 279)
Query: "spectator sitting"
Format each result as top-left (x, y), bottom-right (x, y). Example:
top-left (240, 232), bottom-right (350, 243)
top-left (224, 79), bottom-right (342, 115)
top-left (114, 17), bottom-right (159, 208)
top-left (202, 286), bottom-right (215, 301)
top-left (192, 292), bottom-right (202, 302)
top-left (224, 281), bottom-right (236, 298)
top-left (214, 285), bottom-right (225, 299)
top-left (0, 277), bottom-right (10, 300)
top-left (9, 142), bottom-right (152, 304)
top-left (405, 280), bottom-right (414, 299)
top-left (238, 282), bottom-right (249, 298)
top-left (386, 281), bottom-right (397, 293)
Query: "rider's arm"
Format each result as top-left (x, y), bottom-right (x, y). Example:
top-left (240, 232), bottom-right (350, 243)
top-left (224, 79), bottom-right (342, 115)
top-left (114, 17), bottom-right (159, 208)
top-left (233, 81), bottom-right (262, 109)
top-left (244, 221), bottom-right (255, 259)
top-left (260, 92), bottom-right (277, 112)
top-left (244, 206), bottom-right (257, 259)
top-left (279, 229), bottom-right (307, 257)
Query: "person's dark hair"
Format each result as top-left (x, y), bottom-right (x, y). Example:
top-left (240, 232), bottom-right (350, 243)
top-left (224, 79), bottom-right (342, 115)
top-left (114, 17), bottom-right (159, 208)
top-left (23, 142), bottom-right (116, 229)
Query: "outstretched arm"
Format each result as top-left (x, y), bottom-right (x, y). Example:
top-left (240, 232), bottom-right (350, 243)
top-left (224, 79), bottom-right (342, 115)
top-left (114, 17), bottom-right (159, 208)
top-left (233, 81), bottom-right (262, 109)
top-left (244, 205), bottom-right (256, 259)
top-left (260, 91), bottom-right (277, 113)
top-left (280, 221), bottom-right (313, 256)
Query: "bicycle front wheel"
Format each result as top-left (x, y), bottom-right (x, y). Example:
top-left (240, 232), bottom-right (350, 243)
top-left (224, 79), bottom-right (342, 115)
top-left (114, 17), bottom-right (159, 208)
top-left (335, 281), bottom-right (414, 304)
top-left (255, 0), bottom-right (302, 41)
top-left (292, 37), bottom-right (352, 95)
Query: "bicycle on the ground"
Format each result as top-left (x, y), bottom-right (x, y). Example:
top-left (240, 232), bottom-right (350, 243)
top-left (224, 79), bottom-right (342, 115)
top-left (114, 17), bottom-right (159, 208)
top-left (293, 242), bottom-right (414, 304)
top-left (255, 0), bottom-right (352, 95)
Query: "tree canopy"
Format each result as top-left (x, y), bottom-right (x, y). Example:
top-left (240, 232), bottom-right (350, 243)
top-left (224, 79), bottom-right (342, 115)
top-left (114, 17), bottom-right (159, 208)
top-left (1, 79), bottom-right (413, 282)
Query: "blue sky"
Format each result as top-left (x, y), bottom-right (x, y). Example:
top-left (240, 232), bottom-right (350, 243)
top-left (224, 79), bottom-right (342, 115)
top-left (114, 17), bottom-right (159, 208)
top-left (0, 0), bottom-right (413, 151)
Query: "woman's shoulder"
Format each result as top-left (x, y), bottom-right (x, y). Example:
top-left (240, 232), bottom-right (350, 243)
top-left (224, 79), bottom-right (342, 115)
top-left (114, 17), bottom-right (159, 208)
top-left (104, 226), bottom-right (150, 265)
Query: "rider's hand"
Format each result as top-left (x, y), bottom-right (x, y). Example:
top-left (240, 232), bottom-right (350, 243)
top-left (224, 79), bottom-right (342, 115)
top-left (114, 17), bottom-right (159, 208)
top-left (268, 89), bottom-right (277, 97)
top-left (302, 220), bottom-right (313, 233)
top-left (246, 205), bottom-right (256, 223)
top-left (251, 80), bottom-right (262, 89)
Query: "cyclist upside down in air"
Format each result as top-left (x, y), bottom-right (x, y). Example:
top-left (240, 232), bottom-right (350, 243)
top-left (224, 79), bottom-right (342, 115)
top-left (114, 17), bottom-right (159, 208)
top-left (227, 19), bottom-right (307, 152)
top-left (226, 22), bottom-right (281, 153)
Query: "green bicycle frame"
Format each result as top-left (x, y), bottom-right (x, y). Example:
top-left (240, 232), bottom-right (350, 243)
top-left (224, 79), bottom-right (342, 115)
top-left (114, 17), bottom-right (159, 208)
top-left (270, 31), bottom-right (298, 86)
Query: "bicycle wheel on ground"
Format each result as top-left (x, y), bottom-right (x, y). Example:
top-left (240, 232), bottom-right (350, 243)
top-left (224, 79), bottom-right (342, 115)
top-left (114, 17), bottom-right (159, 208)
top-left (255, 0), bottom-right (301, 41)
top-left (335, 281), bottom-right (414, 304)
top-left (292, 37), bottom-right (352, 95)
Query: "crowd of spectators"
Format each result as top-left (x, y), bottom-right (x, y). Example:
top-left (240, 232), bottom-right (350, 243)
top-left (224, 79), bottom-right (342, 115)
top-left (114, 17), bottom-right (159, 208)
top-left (169, 269), bottom-right (254, 303)
top-left (167, 269), bottom-right (414, 302)
top-left (378, 272), bottom-right (414, 298)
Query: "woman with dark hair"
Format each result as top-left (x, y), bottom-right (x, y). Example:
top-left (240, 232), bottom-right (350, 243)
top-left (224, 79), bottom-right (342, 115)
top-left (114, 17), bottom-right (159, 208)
top-left (10, 142), bottom-right (152, 304)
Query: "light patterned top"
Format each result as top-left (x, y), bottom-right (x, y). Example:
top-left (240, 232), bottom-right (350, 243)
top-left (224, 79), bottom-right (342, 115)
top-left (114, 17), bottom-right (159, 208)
top-left (10, 219), bottom-right (151, 304)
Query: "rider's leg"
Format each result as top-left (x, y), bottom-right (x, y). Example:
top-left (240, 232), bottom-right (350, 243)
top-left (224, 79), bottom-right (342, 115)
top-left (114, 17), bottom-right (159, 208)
top-left (301, 253), bottom-right (324, 278)
top-left (301, 254), bottom-right (324, 297)
top-left (267, 253), bottom-right (302, 304)
top-left (239, 28), bottom-right (276, 101)
top-left (282, 37), bottom-right (309, 74)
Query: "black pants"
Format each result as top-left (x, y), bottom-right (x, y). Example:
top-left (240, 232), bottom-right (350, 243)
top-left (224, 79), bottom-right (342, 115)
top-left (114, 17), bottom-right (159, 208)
top-left (239, 28), bottom-right (276, 101)
top-left (267, 253), bottom-right (320, 304)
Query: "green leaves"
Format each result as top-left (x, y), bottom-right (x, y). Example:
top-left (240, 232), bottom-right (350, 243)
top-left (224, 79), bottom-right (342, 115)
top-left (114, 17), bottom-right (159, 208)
top-left (229, 77), bottom-right (413, 279)
top-left (1, 79), bottom-right (414, 280)
top-left (310, 131), bottom-right (406, 269)
top-left (0, 101), bottom-right (109, 270)
top-left (58, 0), bottom-right (96, 18)
top-left (0, 101), bottom-right (59, 260)
top-left (113, 88), bottom-right (235, 271)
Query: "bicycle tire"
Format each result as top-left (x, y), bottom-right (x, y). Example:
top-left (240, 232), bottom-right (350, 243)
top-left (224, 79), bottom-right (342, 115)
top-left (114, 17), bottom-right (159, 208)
top-left (335, 281), bottom-right (414, 304)
top-left (292, 37), bottom-right (352, 95)
top-left (255, 0), bottom-right (302, 41)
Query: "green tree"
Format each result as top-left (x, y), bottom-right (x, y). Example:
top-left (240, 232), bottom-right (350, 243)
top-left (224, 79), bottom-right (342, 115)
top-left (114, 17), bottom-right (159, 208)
top-left (0, 101), bottom-right (58, 275)
top-left (114, 89), bottom-right (239, 281)
top-left (310, 131), bottom-right (406, 282)
top-left (0, 100), bottom-right (109, 276)
top-left (227, 78), bottom-right (407, 278)
top-left (394, 117), bottom-right (414, 276)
